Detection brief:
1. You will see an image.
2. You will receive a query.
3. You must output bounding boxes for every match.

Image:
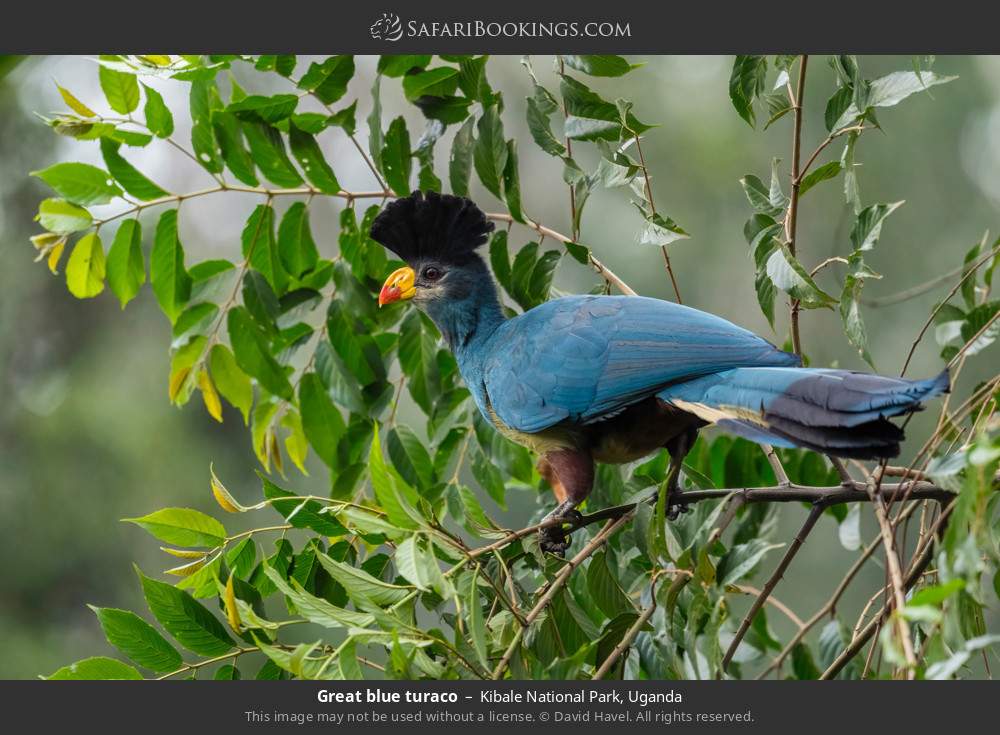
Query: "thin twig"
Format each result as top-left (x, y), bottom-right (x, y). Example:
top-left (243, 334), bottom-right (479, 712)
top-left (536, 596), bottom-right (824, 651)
top-left (491, 514), bottom-right (633, 679)
top-left (634, 133), bottom-right (682, 303)
top-left (485, 212), bottom-right (637, 296)
top-left (593, 576), bottom-right (661, 679)
top-left (721, 502), bottom-right (823, 673)
top-left (762, 444), bottom-right (790, 486)
top-left (899, 242), bottom-right (1000, 376)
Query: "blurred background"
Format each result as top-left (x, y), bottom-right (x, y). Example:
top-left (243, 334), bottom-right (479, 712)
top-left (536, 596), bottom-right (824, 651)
top-left (1, 55), bottom-right (998, 678)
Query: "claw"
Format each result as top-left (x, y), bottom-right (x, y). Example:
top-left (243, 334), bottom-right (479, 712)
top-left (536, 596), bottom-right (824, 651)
top-left (666, 502), bottom-right (690, 521)
top-left (538, 504), bottom-right (581, 556)
top-left (539, 528), bottom-right (571, 555)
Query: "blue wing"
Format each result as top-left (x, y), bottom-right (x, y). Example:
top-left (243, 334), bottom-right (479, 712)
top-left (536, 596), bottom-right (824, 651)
top-left (480, 295), bottom-right (800, 434)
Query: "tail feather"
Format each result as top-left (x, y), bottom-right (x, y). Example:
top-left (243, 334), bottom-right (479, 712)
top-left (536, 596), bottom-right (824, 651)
top-left (660, 367), bottom-right (948, 460)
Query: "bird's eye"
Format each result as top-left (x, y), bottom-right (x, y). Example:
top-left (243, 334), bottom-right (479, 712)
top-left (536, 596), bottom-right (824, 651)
top-left (423, 266), bottom-right (442, 281)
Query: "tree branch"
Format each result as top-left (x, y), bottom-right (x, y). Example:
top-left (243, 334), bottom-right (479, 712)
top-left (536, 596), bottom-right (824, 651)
top-left (819, 497), bottom-right (952, 680)
top-left (785, 54), bottom-right (809, 358)
top-left (721, 503), bottom-right (824, 673)
top-left (491, 514), bottom-right (633, 679)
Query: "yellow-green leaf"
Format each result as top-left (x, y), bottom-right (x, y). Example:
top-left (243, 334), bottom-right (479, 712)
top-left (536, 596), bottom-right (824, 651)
top-left (65, 232), bottom-right (106, 298)
top-left (198, 369), bottom-right (223, 423)
top-left (56, 83), bottom-right (96, 117)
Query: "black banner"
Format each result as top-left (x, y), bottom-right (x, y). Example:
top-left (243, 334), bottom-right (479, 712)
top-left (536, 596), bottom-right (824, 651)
top-left (1, 680), bottom-right (994, 732)
top-left (2, 0), bottom-right (1000, 53)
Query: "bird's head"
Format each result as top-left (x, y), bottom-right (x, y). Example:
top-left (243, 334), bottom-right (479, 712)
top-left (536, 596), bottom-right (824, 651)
top-left (370, 191), bottom-right (495, 310)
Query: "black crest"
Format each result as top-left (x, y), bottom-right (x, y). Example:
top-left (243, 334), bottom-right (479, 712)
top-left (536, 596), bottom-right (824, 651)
top-left (369, 191), bottom-right (494, 266)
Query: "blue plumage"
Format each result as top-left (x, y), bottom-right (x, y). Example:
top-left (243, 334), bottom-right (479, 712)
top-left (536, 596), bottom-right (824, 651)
top-left (371, 192), bottom-right (949, 553)
top-left (476, 295), bottom-right (800, 433)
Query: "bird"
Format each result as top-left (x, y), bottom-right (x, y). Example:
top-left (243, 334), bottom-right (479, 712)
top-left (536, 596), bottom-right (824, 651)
top-left (370, 191), bottom-right (949, 554)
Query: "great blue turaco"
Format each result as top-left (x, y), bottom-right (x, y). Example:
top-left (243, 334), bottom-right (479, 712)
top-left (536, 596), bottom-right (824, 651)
top-left (371, 191), bottom-right (949, 554)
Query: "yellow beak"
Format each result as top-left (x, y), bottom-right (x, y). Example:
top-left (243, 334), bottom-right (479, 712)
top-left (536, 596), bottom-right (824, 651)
top-left (378, 266), bottom-right (416, 307)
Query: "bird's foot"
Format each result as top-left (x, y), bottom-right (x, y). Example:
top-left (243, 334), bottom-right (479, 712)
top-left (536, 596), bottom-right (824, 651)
top-left (538, 507), bottom-right (583, 556)
top-left (666, 501), bottom-right (690, 521)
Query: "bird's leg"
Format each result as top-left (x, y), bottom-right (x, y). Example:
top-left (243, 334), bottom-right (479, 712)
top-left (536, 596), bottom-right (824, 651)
top-left (664, 428), bottom-right (698, 521)
top-left (536, 449), bottom-right (593, 556)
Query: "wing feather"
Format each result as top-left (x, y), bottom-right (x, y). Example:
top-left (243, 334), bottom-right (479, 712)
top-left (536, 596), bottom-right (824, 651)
top-left (481, 295), bottom-right (799, 434)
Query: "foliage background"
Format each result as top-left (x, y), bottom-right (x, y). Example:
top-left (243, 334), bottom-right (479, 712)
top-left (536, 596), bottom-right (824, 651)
top-left (0, 54), bottom-right (998, 679)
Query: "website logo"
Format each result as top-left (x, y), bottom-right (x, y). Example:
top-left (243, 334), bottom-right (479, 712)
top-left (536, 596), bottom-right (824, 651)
top-left (370, 12), bottom-right (403, 42)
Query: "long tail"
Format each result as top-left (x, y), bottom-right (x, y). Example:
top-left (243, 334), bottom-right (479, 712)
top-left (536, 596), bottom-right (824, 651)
top-left (658, 367), bottom-right (949, 459)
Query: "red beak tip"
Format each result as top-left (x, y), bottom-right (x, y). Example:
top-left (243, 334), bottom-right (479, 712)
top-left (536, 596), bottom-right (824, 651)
top-left (378, 285), bottom-right (399, 306)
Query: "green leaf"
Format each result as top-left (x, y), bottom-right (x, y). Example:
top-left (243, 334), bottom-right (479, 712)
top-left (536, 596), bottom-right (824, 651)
top-left (719, 540), bottom-right (784, 586)
top-left (299, 372), bottom-right (345, 467)
top-left (327, 102), bottom-right (358, 135)
top-left (46, 656), bottom-right (142, 680)
top-left (474, 105), bottom-right (507, 199)
top-left (150, 209), bottom-right (191, 324)
top-left (227, 306), bottom-right (293, 400)
top-left (377, 55), bottom-right (430, 77)
top-left (369, 425), bottom-right (421, 531)
top-left (561, 55), bottom-right (640, 77)
top-left (397, 310), bottom-right (441, 414)
top-left (123, 507), bottom-right (226, 548)
top-left (37, 198), bottom-right (92, 234)
top-left (766, 244), bottom-right (838, 309)
top-left (466, 571), bottom-right (489, 669)
top-left (960, 300), bottom-right (1000, 356)
top-left (90, 606), bottom-right (182, 673)
top-left (209, 344), bottom-right (253, 424)
top-left (142, 83), bottom-right (174, 137)
top-left (850, 201), bottom-right (904, 252)
top-left (840, 254), bottom-right (881, 367)
top-left (729, 55), bottom-right (768, 127)
top-left (525, 90), bottom-right (565, 157)
top-left (394, 536), bottom-right (444, 592)
top-left (502, 139), bottom-right (524, 223)
top-left (99, 63), bottom-right (139, 114)
top-left (31, 162), bottom-right (121, 206)
top-left (227, 94), bottom-right (298, 123)
top-left (314, 553), bottom-right (412, 606)
top-left (561, 75), bottom-right (650, 141)
top-left (261, 477), bottom-right (345, 536)
top-left (831, 71), bottom-right (957, 130)
top-left (382, 116), bottom-right (412, 196)
top-left (288, 123), bottom-right (340, 194)
top-left (106, 219), bottom-right (145, 308)
top-left (189, 79), bottom-right (224, 174)
top-left (136, 566), bottom-right (235, 656)
top-left (242, 204), bottom-right (286, 296)
top-left (740, 174), bottom-right (783, 217)
top-left (65, 232), bottom-right (106, 299)
top-left (212, 110), bottom-right (258, 186)
top-left (387, 425), bottom-right (434, 490)
top-left (403, 67), bottom-right (460, 101)
top-left (798, 161), bottom-right (842, 197)
top-left (448, 116), bottom-right (475, 196)
top-left (297, 56), bottom-right (355, 104)
top-left (367, 76), bottom-right (384, 171)
top-left (824, 87), bottom-right (853, 131)
top-left (242, 121), bottom-right (303, 187)
top-left (100, 138), bottom-right (169, 200)
top-left (277, 202), bottom-right (319, 278)
top-left (586, 551), bottom-right (634, 618)
top-left (637, 210), bottom-right (690, 247)
top-left (262, 564), bottom-right (374, 628)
